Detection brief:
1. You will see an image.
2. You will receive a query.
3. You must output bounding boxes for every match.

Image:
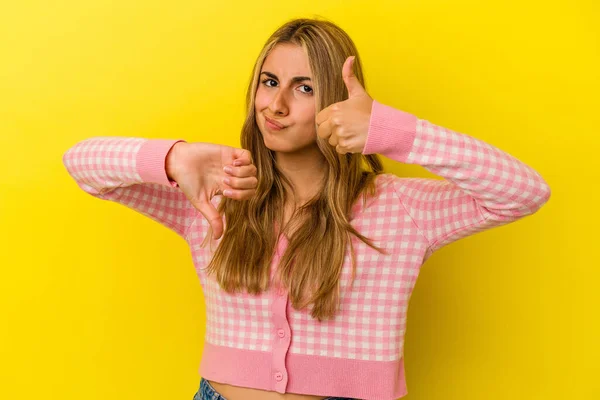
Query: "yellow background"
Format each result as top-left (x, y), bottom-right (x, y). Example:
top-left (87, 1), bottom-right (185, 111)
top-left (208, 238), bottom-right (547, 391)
top-left (1, 1), bottom-right (597, 399)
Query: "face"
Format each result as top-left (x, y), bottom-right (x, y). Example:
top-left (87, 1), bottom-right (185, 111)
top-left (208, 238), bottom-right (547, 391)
top-left (255, 43), bottom-right (317, 154)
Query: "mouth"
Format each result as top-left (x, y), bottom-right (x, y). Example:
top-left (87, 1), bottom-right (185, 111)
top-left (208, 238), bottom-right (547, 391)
top-left (265, 116), bottom-right (286, 130)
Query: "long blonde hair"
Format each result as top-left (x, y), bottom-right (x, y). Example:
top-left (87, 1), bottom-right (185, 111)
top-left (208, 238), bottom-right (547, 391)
top-left (202, 17), bottom-right (389, 321)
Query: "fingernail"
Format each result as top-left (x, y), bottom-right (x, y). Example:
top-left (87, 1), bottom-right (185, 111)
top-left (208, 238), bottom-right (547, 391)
top-left (223, 177), bottom-right (230, 185)
top-left (233, 160), bottom-right (241, 166)
top-left (224, 166), bottom-right (233, 174)
top-left (223, 190), bottom-right (233, 196)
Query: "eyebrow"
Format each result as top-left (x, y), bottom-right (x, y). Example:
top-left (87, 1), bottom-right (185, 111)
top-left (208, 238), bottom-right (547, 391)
top-left (260, 71), bottom-right (312, 84)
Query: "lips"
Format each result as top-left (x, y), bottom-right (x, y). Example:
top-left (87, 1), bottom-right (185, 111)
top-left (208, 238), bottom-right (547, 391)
top-left (265, 116), bottom-right (285, 129)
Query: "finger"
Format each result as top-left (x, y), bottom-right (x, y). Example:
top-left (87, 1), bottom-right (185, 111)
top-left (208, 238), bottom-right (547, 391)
top-left (232, 148), bottom-right (252, 166)
top-left (222, 175), bottom-right (258, 190)
top-left (223, 164), bottom-right (257, 177)
top-left (316, 104), bottom-right (335, 126)
top-left (342, 56), bottom-right (365, 98)
top-left (328, 129), bottom-right (339, 146)
top-left (335, 144), bottom-right (348, 155)
top-left (317, 118), bottom-right (334, 140)
top-left (222, 188), bottom-right (256, 201)
top-left (193, 196), bottom-right (223, 239)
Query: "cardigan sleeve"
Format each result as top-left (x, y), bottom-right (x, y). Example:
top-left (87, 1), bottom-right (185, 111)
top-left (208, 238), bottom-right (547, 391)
top-left (362, 100), bottom-right (551, 256)
top-left (62, 136), bottom-right (200, 241)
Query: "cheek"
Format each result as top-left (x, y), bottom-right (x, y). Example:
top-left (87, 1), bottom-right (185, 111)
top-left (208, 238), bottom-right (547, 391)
top-left (300, 106), bottom-right (316, 128)
top-left (254, 89), bottom-right (269, 111)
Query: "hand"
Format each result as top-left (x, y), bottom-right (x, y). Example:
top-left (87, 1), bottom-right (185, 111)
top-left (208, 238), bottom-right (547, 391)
top-left (167, 142), bottom-right (257, 239)
top-left (315, 56), bottom-right (374, 155)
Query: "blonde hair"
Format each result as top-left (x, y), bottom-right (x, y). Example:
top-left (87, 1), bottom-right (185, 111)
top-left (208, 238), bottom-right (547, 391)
top-left (202, 17), bottom-right (389, 321)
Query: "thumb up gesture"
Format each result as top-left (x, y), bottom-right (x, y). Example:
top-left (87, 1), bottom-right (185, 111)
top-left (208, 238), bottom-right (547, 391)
top-left (315, 56), bottom-right (374, 155)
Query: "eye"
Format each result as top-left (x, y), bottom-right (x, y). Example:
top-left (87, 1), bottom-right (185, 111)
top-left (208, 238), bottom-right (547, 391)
top-left (299, 85), bottom-right (313, 95)
top-left (260, 79), bottom-right (313, 95)
top-left (261, 78), bottom-right (276, 87)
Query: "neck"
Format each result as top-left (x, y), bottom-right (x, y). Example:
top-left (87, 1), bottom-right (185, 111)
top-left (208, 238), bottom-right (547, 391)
top-left (275, 144), bottom-right (327, 206)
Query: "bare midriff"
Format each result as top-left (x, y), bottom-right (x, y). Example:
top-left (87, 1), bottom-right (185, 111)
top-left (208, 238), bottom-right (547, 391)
top-left (207, 380), bottom-right (328, 400)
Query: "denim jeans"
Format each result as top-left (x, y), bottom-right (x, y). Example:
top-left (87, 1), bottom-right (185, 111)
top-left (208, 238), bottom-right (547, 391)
top-left (193, 377), bottom-right (361, 400)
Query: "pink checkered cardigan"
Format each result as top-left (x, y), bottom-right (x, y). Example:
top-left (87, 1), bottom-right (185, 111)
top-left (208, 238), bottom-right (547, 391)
top-left (62, 100), bottom-right (551, 400)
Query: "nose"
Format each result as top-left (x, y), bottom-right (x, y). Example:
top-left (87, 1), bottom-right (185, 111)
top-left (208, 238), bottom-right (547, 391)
top-left (268, 88), bottom-right (288, 116)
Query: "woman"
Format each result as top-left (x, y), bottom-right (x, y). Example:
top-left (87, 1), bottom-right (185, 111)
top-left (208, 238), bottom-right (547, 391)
top-left (63, 17), bottom-right (551, 400)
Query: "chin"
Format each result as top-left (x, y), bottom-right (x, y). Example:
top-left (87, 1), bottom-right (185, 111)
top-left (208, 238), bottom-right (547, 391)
top-left (262, 137), bottom-right (295, 153)
top-left (264, 139), bottom-right (318, 155)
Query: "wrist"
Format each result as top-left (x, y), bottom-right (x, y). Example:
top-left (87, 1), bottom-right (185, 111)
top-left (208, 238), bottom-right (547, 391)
top-left (166, 141), bottom-right (187, 182)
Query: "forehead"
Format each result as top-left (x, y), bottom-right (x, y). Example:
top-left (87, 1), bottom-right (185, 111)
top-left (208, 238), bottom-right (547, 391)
top-left (261, 43), bottom-right (312, 78)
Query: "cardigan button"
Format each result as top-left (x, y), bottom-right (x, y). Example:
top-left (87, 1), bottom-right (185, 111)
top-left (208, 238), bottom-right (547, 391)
top-left (275, 371), bottom-right (283, 381)
top-left (277, 329), bottom-right (285, 338)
